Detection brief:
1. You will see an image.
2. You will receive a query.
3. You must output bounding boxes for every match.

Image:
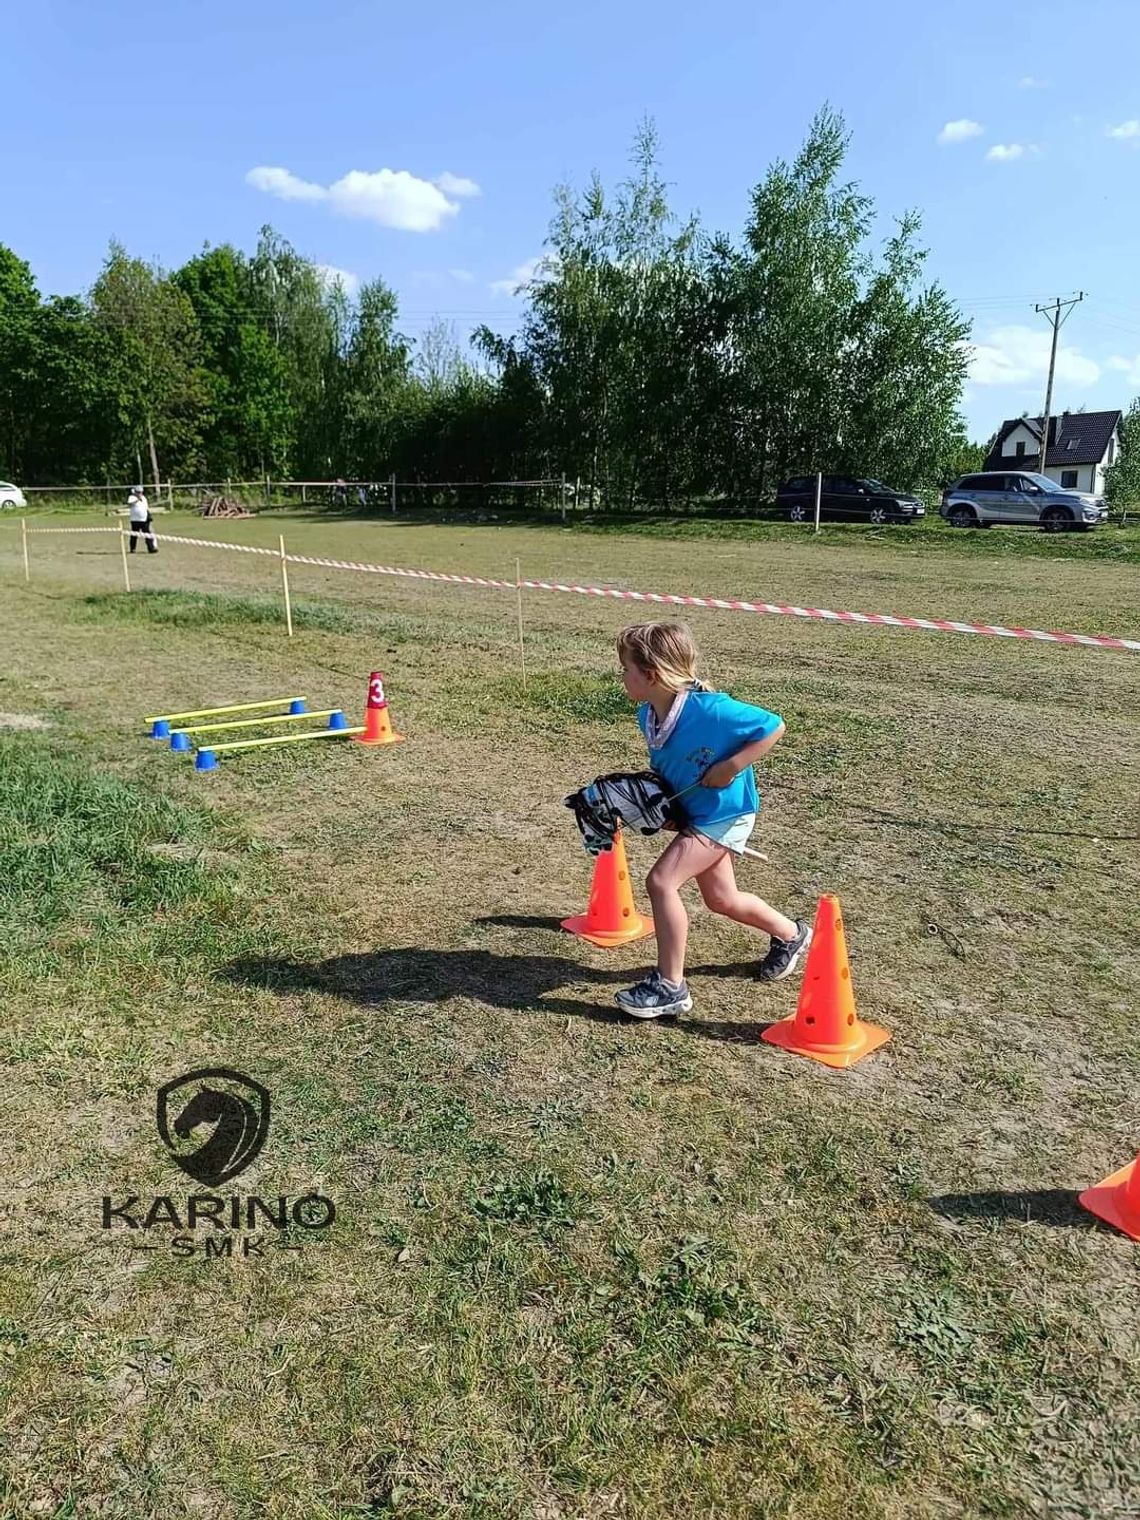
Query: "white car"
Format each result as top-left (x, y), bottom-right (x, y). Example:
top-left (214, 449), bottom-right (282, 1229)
top-left (941, 472), bottom-right (1107, 531)
top-left (0, 482), bottom-right (27, 510)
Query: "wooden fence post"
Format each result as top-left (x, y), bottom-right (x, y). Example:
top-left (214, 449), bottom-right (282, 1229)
top-left (279, 534), bottom-right (293, 638)
top-left (515, 557), bottom-right (527, 691)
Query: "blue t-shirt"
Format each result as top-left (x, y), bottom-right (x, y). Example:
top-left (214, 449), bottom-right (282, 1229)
top-left (638, 690), bottom-right (782, 828)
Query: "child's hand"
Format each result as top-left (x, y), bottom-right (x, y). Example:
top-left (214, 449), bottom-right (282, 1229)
top-left (700, 760), bottom-right (738, 789)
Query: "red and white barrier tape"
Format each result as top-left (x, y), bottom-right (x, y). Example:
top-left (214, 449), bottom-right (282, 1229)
top-left (20, 526), bottom-right (1140, 653)
top-left (160, 534), bottom-right (516, 584)
top-left (521, 577), bottom-right (1140, 652)
top-left (160, 533), bottom-right (278, 558)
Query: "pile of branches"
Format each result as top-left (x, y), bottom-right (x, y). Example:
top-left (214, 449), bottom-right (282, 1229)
top-left (199, 494), bottom-right (255, 519)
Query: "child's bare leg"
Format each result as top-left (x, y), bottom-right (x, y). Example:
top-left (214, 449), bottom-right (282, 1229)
top-left (697, 854), bottom-right (797, 941)
top-left (647, 833), bottom-right (728, 983)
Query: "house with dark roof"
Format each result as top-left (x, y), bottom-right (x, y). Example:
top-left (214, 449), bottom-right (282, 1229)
top-left (983, 410), bottom-right (1122, 496)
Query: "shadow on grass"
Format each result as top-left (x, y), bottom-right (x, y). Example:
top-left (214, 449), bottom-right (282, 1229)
top-left (476, 914), bottom-right (567, 932)
top-left (223, 946), bottom-right (780, 1044)
top-left (928, 1188), bottom-right (1105, 1231)
top-left (854, 803), bottom-right (1140, 845)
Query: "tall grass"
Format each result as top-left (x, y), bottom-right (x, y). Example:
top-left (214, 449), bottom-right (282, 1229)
top-left (79, 589), bottom-right (357, 634)
top-left (0, 737), bottom-right (247, 969)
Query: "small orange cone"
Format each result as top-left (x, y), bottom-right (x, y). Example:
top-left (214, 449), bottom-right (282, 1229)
top-left (1079, 1151), bottom-right (1140, 1240)
top-left (561, 828), bottom-right (654, 948)
top-left (354, 671), bottom-right (404, 746)
top-left (761, 895), bottom-right (890, 1069)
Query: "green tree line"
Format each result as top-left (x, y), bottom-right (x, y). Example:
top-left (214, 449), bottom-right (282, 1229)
top-left (2, 111), bottom-right (988, 502)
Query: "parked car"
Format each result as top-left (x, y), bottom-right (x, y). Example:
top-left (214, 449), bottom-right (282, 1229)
top-left (0, 481), bottom-right (27, 510)
top-left (777, 476), bottom-right (926, 525)
top-left (940, 472), bottom-right (1107, 532)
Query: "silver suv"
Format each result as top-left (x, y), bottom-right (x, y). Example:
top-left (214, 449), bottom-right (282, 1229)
top-left (941, 471), bottom-right (1107, 532)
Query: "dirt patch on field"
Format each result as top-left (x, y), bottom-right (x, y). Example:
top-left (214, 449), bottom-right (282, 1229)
top-left (0, 712), bottom-right (49, 730)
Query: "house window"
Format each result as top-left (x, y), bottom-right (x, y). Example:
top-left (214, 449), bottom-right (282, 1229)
top-left (1015, 440), bottom-right (1026, 458)
top-left (1061, 469), bottom-right (1078, 489)
top-left (1065, 438), bottom-right (1078, 451)
top-left (1108, 438), bottom-right (1116, 465)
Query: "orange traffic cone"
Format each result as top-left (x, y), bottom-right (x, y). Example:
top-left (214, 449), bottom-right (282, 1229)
top-left (1079, 1151), bottom-right (1140, 1241)
top-left (761, 895), bottom-right (890, 1069)
top-left (354, 671), bottom-right (404, 746)
top-left (561, 828), bottom-right (654, 948)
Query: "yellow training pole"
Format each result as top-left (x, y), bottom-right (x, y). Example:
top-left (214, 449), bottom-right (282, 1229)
top-left (21, 518), bottom-right (29, 582)
top-left (119, 525), bottom-right (131, 592)
top-left (145, 697), bottom-right (307, 725)
top-left (515, 556), bottom-right (527, 692)
top-left (174, 709), bottom-right (339, 737)
top-left (279, 533), bottom-right (293, 638)
top-left (208, 726), bottom-right (364, 755)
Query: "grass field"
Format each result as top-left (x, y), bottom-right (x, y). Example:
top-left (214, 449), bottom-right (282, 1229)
top-left (1, 513), bottom-right (1138, 1519)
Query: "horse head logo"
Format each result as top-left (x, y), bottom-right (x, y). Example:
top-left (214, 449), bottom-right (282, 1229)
top-left (156, 1068), bottom-right (270, 1187)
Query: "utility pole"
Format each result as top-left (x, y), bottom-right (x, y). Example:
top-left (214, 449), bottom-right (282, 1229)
top-left (1035, 293), bottom-right (1084, 474)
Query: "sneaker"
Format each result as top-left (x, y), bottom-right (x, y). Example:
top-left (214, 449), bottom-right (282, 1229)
top-left (614, 969), bottom-right (693, 1020)
top-left (756, 919), bottom-right (813, 983)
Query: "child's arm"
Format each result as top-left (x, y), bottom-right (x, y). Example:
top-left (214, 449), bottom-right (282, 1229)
top-left (699, 722), bottom-right (785, 789)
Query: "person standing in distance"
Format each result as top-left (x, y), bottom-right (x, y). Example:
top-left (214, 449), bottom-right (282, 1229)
top-left (128, 486), bottom-right (158, 554)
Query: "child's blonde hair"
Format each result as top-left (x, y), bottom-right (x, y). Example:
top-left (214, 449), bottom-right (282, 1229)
top-left (617, 621), bottom-right (702, 692)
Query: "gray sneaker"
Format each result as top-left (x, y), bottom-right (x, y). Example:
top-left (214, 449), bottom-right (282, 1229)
top-left (756, 919), bottom-right (813, 983)
top-left (614, 969), bottom-right (693, 1020)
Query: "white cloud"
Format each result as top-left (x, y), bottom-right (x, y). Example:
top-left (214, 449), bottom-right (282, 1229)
top-left (968, 325), bottom-right (1101, 387)
top-left (987, 143), bottom-right (1026, 161)
top-left (435, 172), bottom-right (481, 198)
top-left (326, 170), bottom-right (459, 230)
top-left (1107, 119), bottom-right (1140, 141)
top-left (246, 166), bottom-right (325, 202)
top-left (1108, 353), bottom-right (1140, 386)
top-left (1018, 75), bottom-right (1047, 89)
top-left (938, 119), bottom-right (984, 145)
top-left (448, 268), bottom-right (475, 283)
top-left (316, 264), bottom-right (360, 298)
top-left (489, 256), bottom-right (549, 296)
top-left (246, 164), bottom-right (478, 232)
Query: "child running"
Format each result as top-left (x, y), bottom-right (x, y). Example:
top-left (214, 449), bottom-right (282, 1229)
top-left (614, 620), bottom-right (811, 1019)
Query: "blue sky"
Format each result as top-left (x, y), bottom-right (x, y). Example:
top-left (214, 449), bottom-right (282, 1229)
top-left (5, 0), bottom-right (1139, 438)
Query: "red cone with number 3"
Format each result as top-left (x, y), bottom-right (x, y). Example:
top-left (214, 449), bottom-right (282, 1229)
top-left (354, 672), bottom-right (404, 746)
